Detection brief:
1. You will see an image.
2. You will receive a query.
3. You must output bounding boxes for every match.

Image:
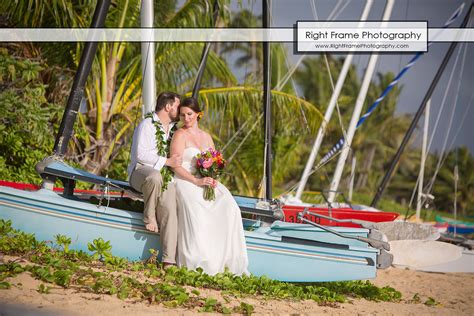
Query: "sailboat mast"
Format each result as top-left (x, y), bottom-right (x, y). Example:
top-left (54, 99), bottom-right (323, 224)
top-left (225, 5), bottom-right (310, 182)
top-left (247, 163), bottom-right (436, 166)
top-left (141, 0), bottom-right (156, 115)
top-left (371, 5), bottom-right (473, 207)
top-left (454, 163), bottom-right (458, 236)
top-left (262, 0), bottom-right (272, 200)
top-left (192, 0), bottom-right (220, 99)
top-left (52, 0), bottom-right (111, 156)
top-left (416, 99), bottom-right (430, 219)
top-left (328, 0), bottom-right (395, 203)
top-left (295, 0), bottom-right (374, 200)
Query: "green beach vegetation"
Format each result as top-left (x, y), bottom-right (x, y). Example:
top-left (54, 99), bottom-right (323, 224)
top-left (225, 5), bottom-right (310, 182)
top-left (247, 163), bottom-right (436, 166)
top-left (0, 219), bottom-right (403, 313)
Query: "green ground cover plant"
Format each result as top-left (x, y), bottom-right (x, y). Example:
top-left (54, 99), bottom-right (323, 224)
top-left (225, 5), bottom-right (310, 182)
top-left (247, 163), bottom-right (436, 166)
top-left (0, 219), bottom-right (407, 314)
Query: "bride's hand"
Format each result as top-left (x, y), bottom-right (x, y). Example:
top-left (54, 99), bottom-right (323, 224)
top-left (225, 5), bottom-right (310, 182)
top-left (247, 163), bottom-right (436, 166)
top-left (195, 177), bottom-right (215, 187)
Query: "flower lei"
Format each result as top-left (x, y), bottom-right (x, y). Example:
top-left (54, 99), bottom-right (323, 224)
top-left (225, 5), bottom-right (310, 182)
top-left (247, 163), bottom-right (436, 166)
top-left (145, 113), bottom-right (178, 192)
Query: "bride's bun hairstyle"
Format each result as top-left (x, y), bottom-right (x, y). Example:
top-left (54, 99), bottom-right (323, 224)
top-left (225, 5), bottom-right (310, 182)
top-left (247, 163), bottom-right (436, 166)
top-left (180, 97), bottom-right (204, 120)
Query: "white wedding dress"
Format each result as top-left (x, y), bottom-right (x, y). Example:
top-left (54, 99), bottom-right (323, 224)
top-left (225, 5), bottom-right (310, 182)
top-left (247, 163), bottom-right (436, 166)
top-left (175, 147), bottom-right (249, 276)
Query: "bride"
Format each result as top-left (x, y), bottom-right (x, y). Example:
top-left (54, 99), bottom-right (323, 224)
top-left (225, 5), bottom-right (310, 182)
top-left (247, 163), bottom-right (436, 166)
top-left (170, 97), bottom-right (249, 276)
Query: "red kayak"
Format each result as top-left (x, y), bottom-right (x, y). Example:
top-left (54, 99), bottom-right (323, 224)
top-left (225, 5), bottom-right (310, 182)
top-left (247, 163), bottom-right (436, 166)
top-left (283, 204), bottom-right (399, 228)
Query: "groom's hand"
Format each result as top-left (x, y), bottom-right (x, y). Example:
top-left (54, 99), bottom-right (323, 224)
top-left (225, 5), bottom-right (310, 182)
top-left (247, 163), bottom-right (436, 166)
top-left (165, 154), bottom-right (182, 168)
top-left (145, 222), bottom-right (159, 232)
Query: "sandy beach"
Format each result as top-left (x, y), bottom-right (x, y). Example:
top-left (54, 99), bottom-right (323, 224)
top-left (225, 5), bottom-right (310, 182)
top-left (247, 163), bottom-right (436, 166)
top-left (0, 264), bottom-right (472, 315)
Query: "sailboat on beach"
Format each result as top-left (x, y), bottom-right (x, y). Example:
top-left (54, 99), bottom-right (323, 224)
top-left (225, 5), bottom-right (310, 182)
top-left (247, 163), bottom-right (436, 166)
top-left (280, 1), bottom-right (470, 237)
top-left (0, 0), bottom-right (393, 282)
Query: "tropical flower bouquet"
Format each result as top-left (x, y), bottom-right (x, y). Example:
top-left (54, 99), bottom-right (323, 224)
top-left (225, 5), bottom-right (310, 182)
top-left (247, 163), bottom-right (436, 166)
top-left (195, 148), bottom-right (226, 201)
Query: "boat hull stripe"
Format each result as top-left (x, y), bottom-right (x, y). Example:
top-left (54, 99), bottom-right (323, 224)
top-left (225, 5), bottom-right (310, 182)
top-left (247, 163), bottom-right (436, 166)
top-left (0, 196), bottom-right (373, 263)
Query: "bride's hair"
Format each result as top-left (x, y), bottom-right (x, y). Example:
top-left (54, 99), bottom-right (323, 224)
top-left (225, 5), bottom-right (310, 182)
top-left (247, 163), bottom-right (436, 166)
top-left (180, 97), bottom-right (203, 120)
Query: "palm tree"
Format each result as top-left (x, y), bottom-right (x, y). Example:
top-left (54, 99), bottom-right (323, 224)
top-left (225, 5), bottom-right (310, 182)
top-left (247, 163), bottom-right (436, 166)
top-left (220, 9), bottom-right (261, 83)
top-left (1, 0), bottom-right (236, 176)
top-left (1, 0), bottom-right (325, 196)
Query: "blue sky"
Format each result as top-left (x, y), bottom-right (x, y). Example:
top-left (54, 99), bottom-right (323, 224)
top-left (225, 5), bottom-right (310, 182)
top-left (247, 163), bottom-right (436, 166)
top-left (223, 0), bottom-right (473, 154)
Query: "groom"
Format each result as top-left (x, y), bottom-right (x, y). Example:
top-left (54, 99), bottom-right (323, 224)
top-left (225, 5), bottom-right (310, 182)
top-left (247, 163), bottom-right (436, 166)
top-left (128, 92), bottom-right (181, 267)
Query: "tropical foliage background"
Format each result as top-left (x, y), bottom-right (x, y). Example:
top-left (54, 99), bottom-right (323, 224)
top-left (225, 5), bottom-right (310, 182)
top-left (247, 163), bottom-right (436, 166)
top-left (0, 0), bottom-right (472, 218)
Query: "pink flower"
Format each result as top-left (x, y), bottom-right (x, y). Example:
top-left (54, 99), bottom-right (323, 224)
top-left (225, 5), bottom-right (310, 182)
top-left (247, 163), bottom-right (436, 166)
top-left (196, 158), bottom-right (203, 167)
top-left (202, 158), bottom-right (213, 169)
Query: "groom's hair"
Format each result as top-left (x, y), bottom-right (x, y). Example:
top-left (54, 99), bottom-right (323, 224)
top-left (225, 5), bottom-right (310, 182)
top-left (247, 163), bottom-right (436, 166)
top-left (155, 92), bottom-right (181, 112)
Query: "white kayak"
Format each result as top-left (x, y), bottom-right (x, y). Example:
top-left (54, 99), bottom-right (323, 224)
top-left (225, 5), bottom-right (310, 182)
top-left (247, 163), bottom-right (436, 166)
top-left (389, 240), bottom-right (462, 269)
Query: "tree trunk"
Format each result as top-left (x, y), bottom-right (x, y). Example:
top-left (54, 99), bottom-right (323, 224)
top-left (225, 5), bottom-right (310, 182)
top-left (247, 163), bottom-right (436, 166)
top-left (356, 145), bottom-right (376, 190)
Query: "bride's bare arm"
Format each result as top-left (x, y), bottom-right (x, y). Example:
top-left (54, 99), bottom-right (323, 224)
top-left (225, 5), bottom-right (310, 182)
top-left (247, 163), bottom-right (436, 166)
top-left (170, 130), bottom-right (213, 187)
top-left (207, 133), bottom-right (216, 150)
top-left (205, 132), bottom-right (219, 187)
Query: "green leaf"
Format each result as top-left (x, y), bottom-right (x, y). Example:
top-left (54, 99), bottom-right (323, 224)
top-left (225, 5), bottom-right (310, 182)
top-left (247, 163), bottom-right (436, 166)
top-left (118, 286), bottom-right (130, 300)
top-left (222, 306), bottom-right (232, 314)
top-left (38, 283), bottom-right (51, 294)
top-left (424, 297), bottom-right (439, 306)
top-left (163, 300), bottom-right (178, 308)
top-left (238, 302), bottom-right (254, 315)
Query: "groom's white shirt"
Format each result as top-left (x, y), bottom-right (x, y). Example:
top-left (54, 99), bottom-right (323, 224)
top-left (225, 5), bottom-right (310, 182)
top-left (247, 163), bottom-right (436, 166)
top-left (127, 112), bottom-right (176, 178)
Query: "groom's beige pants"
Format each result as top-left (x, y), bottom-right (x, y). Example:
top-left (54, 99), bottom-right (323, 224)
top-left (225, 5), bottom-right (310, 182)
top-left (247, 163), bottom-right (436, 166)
top-left (130, 164), bottom-right (177, 264)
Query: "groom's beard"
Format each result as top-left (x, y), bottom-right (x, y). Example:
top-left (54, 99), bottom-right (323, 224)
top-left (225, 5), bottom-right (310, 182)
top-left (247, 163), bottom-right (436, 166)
top-left (169, 112), bottom-right (179, 122)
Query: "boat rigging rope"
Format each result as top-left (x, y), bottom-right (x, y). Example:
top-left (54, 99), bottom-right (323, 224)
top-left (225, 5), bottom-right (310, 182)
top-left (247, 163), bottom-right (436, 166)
top-left (271, 0), bottom-right (356, 196)
top-left (422, 41), bottom-right (470, 202)
top-left (410, 90), bottom-right (473, 211)
top-left (221, 117), bottom-right (252, 152)
top-left (406, 41), bottom-right (466, 210)
top-left (307, 0), bottom-right (356, 186)
top-left (277, 45), bottom-right (312, 133)
top-left (277, 147), bottom-right (344, 198)
top-left (443, 91), bottom-right (474, 158)
top-left (322, 53), bottom-right (349, 146)
top-left (208, 0), bottom-right (351, 198)
top-left (226, 113), bottom-right (263, 163)
top-left (316, 3), bottom-right (466, 168)
top-left (271, 0), bottom-right (351, 136)
top-left (261, 0), bottom-right (350, 196)
top-left (274, 0), bottom-right (350, 92)
top-left (424, 47), bottom-right (467, 168)
top-left (220, 4), bottom-right (257, 153)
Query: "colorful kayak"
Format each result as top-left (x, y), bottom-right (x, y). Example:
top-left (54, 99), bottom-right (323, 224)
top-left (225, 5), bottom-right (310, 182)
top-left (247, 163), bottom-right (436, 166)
top-left (435, 215), bottom-right (474, 227)
top-left (447, 225), bottom-right (474, 235)
top-left (283, 205), bottom-right (399, 228)
top-left (435, 215), bottom-right (474, 235)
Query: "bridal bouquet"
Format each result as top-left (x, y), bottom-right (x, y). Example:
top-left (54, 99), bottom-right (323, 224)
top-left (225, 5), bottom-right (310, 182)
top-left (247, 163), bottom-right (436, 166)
top-left (195, 148), bottom-right (226, 201)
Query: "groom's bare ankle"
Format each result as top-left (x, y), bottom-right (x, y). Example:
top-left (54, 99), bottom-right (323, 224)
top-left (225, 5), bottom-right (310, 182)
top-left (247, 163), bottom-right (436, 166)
top-left (162, 262), bottom-right (177, 270)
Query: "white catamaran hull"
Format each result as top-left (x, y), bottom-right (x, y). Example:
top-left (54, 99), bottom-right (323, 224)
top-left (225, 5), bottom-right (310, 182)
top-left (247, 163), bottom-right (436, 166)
top-left (0, 185), bottom-right (380, 282)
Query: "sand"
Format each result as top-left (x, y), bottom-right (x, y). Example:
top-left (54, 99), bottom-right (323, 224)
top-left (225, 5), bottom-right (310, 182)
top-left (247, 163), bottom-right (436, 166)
top-left (0, 264), bottom-right (473, 315)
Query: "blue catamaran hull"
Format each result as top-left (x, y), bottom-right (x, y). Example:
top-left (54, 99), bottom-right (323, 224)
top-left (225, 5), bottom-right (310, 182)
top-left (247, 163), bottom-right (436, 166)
top-left (0, 186), bottom-right (378, 282)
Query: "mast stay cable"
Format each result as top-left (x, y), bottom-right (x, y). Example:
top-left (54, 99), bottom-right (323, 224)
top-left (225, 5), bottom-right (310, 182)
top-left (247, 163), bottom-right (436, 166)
top-left (406, 42), bottom-right (467, 211)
